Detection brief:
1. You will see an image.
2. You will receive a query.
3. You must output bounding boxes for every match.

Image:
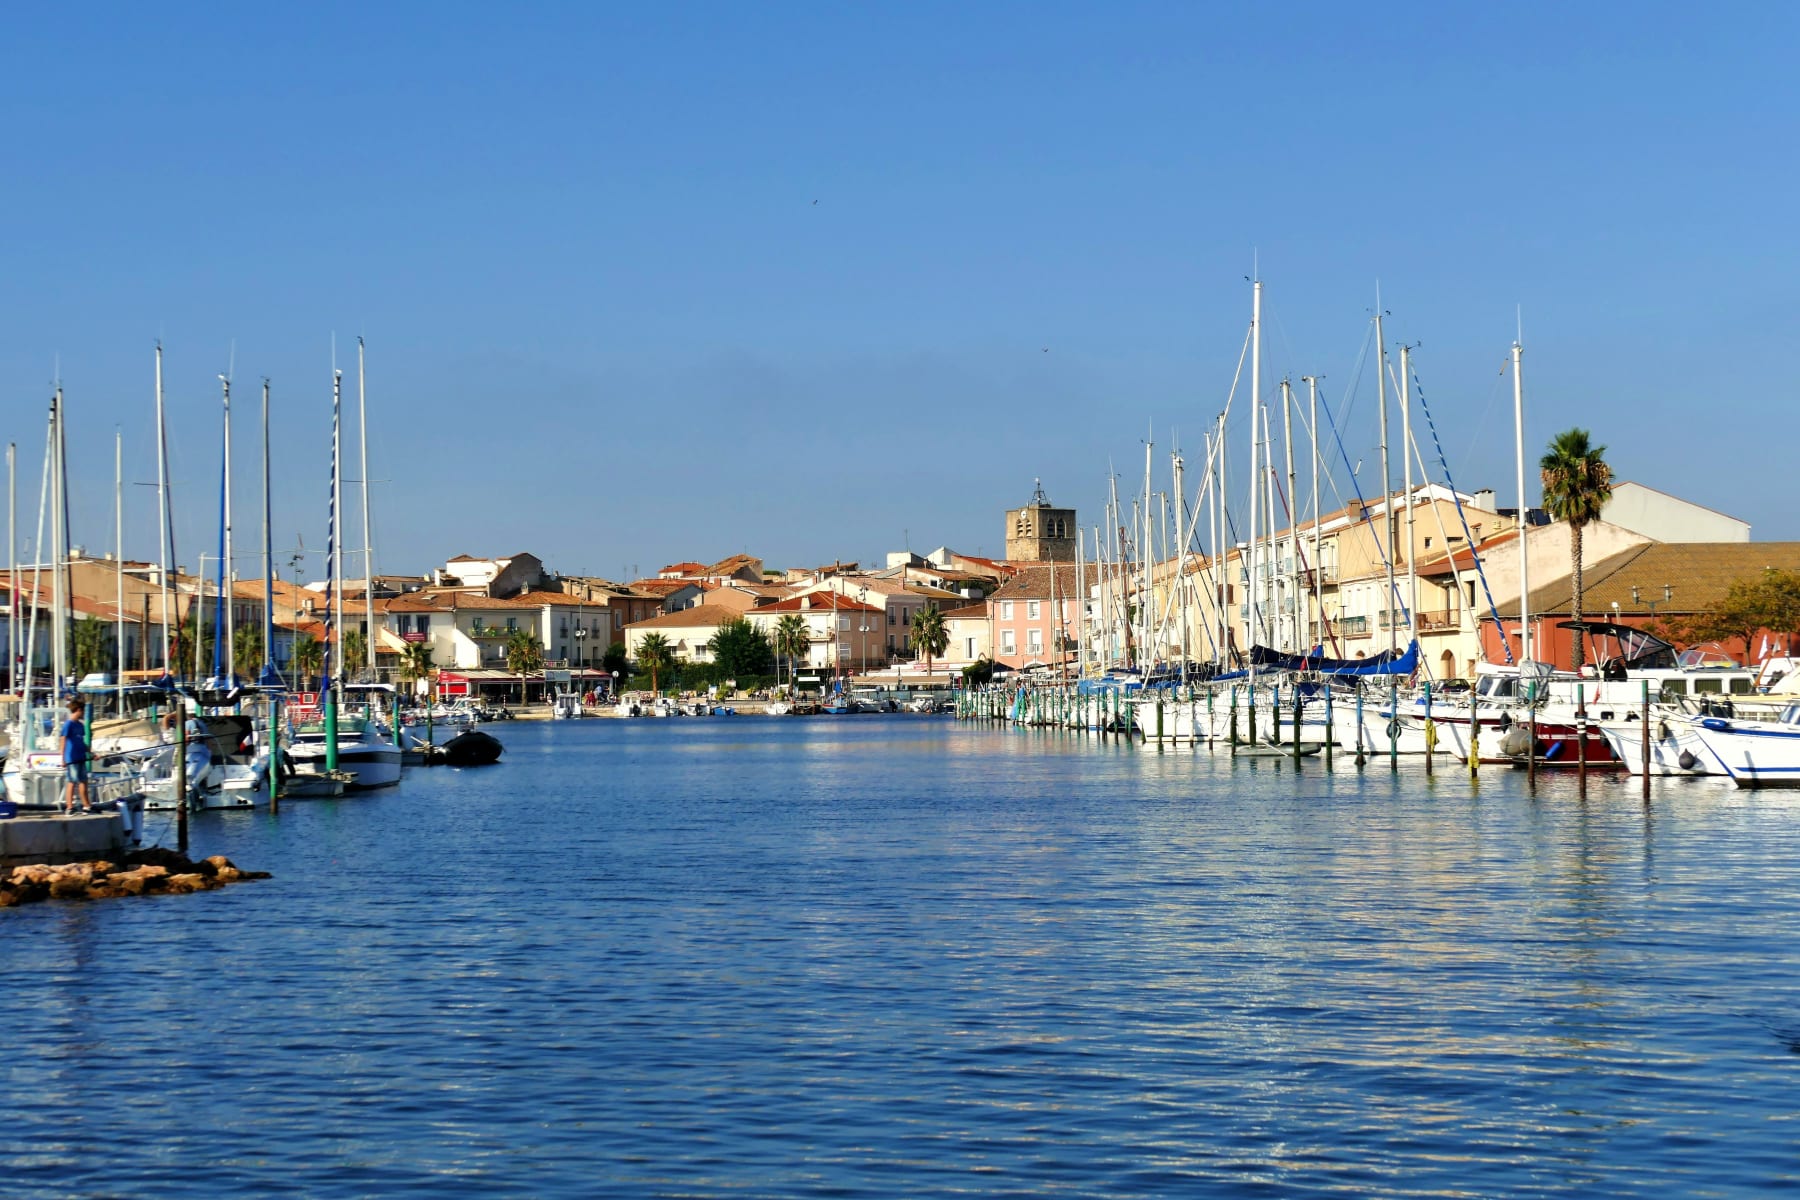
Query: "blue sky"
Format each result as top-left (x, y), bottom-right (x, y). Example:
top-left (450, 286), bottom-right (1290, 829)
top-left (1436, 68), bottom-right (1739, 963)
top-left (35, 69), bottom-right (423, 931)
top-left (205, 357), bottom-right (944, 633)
top-left (4, 3), bottom-right (1795, 583)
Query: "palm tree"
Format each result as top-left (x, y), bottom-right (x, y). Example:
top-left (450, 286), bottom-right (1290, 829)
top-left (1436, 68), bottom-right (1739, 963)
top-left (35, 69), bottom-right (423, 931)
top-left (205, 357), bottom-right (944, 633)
top-left (911, 605), bottom-right (948, 678)
top-left (233, 623), bottom-right (264, 678)
top-left (292, 633), bottom-right (324, 684)
top-left (342, 628), bottom-right (368, 681)
top-left (69, 615), bottom-right (113, 679)
top-left (773, 614), bottom-right (809, 690)
top-left (505, 628), bottom-right (544, 704)
top-left (636, 632), bottom-right (673, 695)
top-left (1540, 427), bottom-right (1615, 670)
top-left (397, 641), bottom-right (435, 701)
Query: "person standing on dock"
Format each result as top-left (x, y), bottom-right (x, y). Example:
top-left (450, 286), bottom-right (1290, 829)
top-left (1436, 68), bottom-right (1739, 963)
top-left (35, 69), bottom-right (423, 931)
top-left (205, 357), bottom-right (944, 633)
top-left (61, 697), bottom-right (93, 814)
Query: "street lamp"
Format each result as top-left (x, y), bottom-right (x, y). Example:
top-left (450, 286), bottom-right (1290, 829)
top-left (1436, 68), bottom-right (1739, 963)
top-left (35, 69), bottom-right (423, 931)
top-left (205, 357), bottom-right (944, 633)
top-left (573, 624), bottom-right (588, 667)
top-left (610, 669), bottom-right (620, 699)
top-left (857, 587), bottom-right (870, 675)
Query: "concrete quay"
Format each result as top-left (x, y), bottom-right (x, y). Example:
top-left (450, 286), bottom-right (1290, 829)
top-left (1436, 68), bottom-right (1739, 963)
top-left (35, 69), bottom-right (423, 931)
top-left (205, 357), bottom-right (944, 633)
top-left (0, 811), bottom-right (130, 867)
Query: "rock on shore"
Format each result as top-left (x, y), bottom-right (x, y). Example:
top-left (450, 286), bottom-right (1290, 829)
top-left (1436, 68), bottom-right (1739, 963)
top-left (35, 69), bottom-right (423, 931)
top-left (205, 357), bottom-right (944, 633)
top-left (0, 849), bottom-right (269, 907)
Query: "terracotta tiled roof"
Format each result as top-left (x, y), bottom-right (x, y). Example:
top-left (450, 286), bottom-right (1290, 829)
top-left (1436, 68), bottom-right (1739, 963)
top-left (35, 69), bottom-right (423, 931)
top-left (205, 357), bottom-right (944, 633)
top-left (660, 561), bottom-right (708, 576)
top-left (624, 606), bottom-right (745, 631)
top-left (940, 604), bottom-right (987, 621)
top-left (1417, 528), bottom-right (1520, 577)
top-left (987, 563), bottom-right (1099, 602)
top-left (1498, 542), bottom-right (1800, 619)
top-left (758, 594), bottom-right (884, 614)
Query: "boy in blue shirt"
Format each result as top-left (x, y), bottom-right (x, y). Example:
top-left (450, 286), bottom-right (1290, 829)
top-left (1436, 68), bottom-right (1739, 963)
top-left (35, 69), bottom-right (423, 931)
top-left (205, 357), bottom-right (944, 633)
top-left (62, 697), bottom-right (92, 814)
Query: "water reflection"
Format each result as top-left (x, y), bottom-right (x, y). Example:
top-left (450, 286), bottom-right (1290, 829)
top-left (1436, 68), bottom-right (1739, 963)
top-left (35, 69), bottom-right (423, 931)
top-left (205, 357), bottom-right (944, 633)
top-left (3, 717), bottom-right (1797, 1197)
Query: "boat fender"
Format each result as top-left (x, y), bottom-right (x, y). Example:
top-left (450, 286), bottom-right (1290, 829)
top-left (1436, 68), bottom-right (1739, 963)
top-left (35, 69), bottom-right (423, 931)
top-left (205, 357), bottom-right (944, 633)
top-left (1678, 750), bottom-right (1698, 770)
top-left (1498, 712), bottom-right (1512, 732)
top-left (1658, 720), bottom-right (1670, 741)
top-left (1386, 717), bottom-right (1402, 740)
top-left (1701, 717), bottom-right (1732, 732)
top-left (1423, 719), bottom-right (1439, 752)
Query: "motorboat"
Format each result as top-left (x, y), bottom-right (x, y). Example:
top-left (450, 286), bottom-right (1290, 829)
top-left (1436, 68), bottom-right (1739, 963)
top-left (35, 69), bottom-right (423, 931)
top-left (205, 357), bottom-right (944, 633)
top-left (286, 716), bottom-right (403, 789)
top-left (1681, 703), bottom-right (1800, 787)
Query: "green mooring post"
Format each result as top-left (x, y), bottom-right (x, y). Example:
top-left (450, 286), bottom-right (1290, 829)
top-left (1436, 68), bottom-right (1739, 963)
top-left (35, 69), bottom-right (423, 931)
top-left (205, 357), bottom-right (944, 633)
top-left (1423, 682), bottom-right (1434, 776)
top-left (324, 685), bottom-right (340, 772)
top-left (1229, 686), bottom-right (1239, 756)
top-left (1247, 684), bottom-right (1257, 747)
top-left (1388, 678), bottom-right (1399, 771)
top-left (1292, 685), bottom-right (1301, 768)
top-left (1323, 683), bottom-right (1334, 771)
top-left (1642, 679), bottom-right (1652, 802)
top-left (1355, 688), bottom-right (1366, 768)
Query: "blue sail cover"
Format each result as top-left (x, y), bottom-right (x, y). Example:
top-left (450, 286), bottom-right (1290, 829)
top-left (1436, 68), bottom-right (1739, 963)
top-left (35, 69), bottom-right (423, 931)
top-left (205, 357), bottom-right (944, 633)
top-left (1245, 639), bottom-right (1420, 677)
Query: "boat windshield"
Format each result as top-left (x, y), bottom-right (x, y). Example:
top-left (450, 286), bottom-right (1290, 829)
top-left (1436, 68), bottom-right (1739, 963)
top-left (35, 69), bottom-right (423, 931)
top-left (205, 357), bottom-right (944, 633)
top-left (1476, 675), bottom-right (1516, 700)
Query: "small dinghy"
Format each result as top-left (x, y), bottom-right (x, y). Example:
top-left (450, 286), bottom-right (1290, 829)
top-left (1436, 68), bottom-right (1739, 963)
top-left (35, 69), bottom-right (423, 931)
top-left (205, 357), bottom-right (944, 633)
top-left (440, 729), bottom-right (504, 767)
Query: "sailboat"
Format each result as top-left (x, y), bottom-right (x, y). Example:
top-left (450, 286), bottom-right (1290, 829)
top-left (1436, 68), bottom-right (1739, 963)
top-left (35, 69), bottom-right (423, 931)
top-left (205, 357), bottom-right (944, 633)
top-left (284, 346), bottom-right (401, 790)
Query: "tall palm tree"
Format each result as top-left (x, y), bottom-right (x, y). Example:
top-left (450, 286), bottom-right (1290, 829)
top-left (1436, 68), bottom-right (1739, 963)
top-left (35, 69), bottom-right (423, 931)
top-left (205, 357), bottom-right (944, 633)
top-left (636, 632), bottom-right (673, 694)
top-left (292, 633), bottom-right (324, 684)
top-left (342, 628), bottom-right (368, 680)
top-left (233, 623), bottom-right (264, 677)
top-left (773, 614), bottom-right (809, 690)
top-left (505, 628), bottom-right (544, 703)
top-left (911, 605), bottom-right (949, 678)
top-left (1540, 427), bottom-right (1615, 670)
top-left (398, 641), bottom-right (435, 700)
top-left (69, 615), bottom-right (113, 679)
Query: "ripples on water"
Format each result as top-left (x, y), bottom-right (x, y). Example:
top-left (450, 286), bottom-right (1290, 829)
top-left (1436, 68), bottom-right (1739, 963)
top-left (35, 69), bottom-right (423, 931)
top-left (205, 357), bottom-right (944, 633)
top-left (4, 717), bottom-right (1798, 1197)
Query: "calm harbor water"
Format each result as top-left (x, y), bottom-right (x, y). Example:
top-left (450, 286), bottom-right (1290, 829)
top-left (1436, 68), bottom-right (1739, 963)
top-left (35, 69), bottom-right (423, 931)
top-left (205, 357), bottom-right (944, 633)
top-left (4, 715), bottom-right (1798, 1197)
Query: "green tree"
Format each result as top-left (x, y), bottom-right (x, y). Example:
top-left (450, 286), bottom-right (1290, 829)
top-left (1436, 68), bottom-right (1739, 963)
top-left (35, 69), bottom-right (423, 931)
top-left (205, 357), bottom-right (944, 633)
top-left (398, 641), bottom-right (435, 698)
top-left (1660, 568), bottom-right (1800, 658)
top-left (1540, 427), bottom-right (1615, 669)
top-left (704, 617), bottom-right (773, 680)
top-left (911, 605), bottom-right (949, 676)
top-left (70, 615), bottom-right (113, 679)
top-left (963, 657), bottom-right (995, 687)
top-left (504, 629), bottom-right (544, 705)
top-left (292, 633), bottom-right (324, 684)
top-left (234, 623), bottom-right (264, 677)
top-left (635, 632), bottom-right (674, 694)
top-left (773, 613), bottom-right (810, 689)
top-left (342, 628), bottom-right (369, 680)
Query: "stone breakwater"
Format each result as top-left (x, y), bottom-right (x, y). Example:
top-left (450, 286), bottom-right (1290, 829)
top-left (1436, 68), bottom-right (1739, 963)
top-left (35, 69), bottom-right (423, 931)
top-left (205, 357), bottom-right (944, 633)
top-left (1, 848), bottom-right (269, 907)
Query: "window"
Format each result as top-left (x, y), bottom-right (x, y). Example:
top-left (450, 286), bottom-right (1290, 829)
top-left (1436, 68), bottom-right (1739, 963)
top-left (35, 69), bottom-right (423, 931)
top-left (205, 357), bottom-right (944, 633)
top-left (837, 642), bottom-right (851, 661)
top-left (1000, 632), bottom-right (1016, 655)
top-left (1027, 631), bottom-right (1043, 654)
top-left (902, 609), bottom-right (910, 626)
top-left (472, 618), bottom-right (484, 632)
top-left (1027, 600), bottom-right (1041, 620)
top-left (506, 617), bottom-right (518, 631)
top-left (838, 615), bottom-right (850, 632)
top-left (1001, 601), bottom-right (1014, 620)
top-left (967, 638), bottom-right (977, 658)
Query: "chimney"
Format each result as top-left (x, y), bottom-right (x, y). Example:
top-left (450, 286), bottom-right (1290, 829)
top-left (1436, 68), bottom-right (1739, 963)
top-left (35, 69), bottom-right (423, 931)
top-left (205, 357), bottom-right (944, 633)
top-left (1472, 488), bottom-right (1496, 511)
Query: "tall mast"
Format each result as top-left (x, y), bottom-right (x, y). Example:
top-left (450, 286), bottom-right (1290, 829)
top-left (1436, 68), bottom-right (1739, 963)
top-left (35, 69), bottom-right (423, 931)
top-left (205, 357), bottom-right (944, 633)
top-left (1075, 527), bottom-right (1086, 678)
top-left (1513, 337), bottom-right (1530, 666)
top-left (1173, 449), bottom-right (1188, 681)
top-left (1142, 436), bottom-right (1152, 666)
top-left (1399, 342), bottom-right (1417, 648)
top-left (154, 344), bottom-right (174, 674)
top-left (332, 367), bottom-right (345, 691)
top-left (1215, 413), bottom-right (1227, 662)
top-left (1248, 279), bottom-right (1262, 657)
top-left (1264, 401), bottom-right (1277, 647)
top-left (115, 428), bottom-right (124, 712)
top-left (262, 379), bottom-right (274, 686)
top-left (358, 338), bottom-right (375, 675)
top-left (1375, 304), bottom-right (1395, 653)
top-left (221, 375), bottom-right (234, 682)
top-left (7, 442), bottom-right (14, 698)
top-left (50, 389), bottom-right (67, 696)
top-left (1305, 375), bottom-right (1321, 654)
top-left (1281, 378), bottom-right (1296, 652)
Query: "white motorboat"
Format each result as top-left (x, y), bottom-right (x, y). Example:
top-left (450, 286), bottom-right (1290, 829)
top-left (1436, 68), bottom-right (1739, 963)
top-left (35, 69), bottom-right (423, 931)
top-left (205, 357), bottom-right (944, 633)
top-left (1681, 704), bottom-right (1800, 788)
top-left (286, 716), bottom-right (403, 789)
